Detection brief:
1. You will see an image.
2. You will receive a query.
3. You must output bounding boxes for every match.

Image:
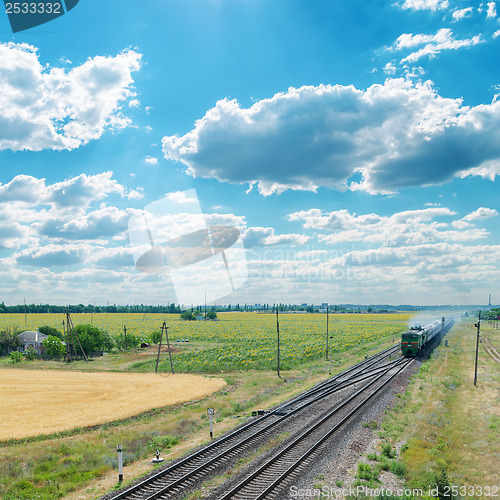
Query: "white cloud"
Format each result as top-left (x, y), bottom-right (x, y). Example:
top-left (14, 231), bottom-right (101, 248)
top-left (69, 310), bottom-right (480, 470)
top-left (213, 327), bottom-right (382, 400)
top-left (288, 207), bottom-right (491, 246)
top-left (0, 222), bottom-right (32, 249)
top-left (452, 7), bottom-right (473, 20)
top-left (15, 243), bottom-right (90, 267)
top-left (487, 1), bottom-right (497, 17)
top-left (392, 28), bottom-right (482, 63)
top-left (165, 191), bottom-right (198, 204)
top-left (396, 0), bottom-right (449, 11)
top-left (0, 172), bottom-right (136, 209)
top-left (384, 62), bottom-right (397, 75)
top-left (243, 227), bottom-right (310, 248)
top-left (34, 206), bottom-right (133, 240)
top-left (462, 207), bottom-right (499, 221)
top-left (242, 240), bottom-right (500, 304)
top-left (145, 156), bottom-right (158, 165)
top-left (0, 42), bottom-right (142, 152)
top-left (0, 172), bottom-right (144, 259)
top-left (162, 79), bottom-right (500, 195)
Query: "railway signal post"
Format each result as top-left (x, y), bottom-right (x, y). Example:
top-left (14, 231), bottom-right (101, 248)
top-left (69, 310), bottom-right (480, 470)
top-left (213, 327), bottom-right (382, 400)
top-left (276, 307), bottom-right (280, 378)
top-left (328, 335), bottom-right (334, 375)
top-left (117, 444), bottom-right (123, 483)
top-left (207, 408), bottom-right (215, 438)
top-left (474, 311), bottom-right (481, 386)
top-left (326, 304), bottom-right (329, 360)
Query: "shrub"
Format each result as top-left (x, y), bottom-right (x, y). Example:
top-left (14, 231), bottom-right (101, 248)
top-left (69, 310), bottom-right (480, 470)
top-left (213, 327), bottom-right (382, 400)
top-left (357, 462), bottom-right (378, 481)
top-left (43, 335), bottom-right (66, 358)
top-left (0, 330), bottom-right (20, 356)
top-left (390, 460), bottom-right (406, 477)
top-left (9, 351), bottom-right (23, 363)
top-left (23, 347), bottom-right (38, 361)
top-left (115, 332), bottom-right (142, 350)
top-left (382, 442), bottom-right (396, 458)
top-left (433, 466), bottom-right (458, 499)
top-left (180, 311), bottom-right (195, 321)
top-left (149, 330), bottom-right (162, 344)
top-left (147, 435), bottom-right (179, 451)
top-left (71, 324), bottom-right (114, 354)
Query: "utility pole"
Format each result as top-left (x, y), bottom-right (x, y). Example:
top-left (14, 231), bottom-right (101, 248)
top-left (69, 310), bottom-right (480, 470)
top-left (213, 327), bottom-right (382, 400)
top-left (155, 323), bottom-right (163, 373)
top-left (156, 321), bottom-right (174, 374)
top-left (276, 306), bottom-right (280, 378)
top-left (329, 335), bottom-right (334, 375)
top-left (326, 304), bottom-right (329, 360)
top-left (164, 321), bottom-right (174, 374)
top-left (474, 311), bottom-right (481, 386)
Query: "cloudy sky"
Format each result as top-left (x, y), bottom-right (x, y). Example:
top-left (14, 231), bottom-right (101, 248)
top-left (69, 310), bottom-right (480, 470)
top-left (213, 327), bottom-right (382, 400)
top-left (1, 0), bottom-right (499, 306)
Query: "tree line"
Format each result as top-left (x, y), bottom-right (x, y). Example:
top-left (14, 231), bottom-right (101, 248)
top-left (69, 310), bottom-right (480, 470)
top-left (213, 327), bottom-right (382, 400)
top-left (0, 302), bottom-right (182, 314)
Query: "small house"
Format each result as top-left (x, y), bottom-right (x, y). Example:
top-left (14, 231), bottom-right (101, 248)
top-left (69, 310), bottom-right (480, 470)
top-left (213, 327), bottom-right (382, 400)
top-left (17, 331), bottom-right (48, 356)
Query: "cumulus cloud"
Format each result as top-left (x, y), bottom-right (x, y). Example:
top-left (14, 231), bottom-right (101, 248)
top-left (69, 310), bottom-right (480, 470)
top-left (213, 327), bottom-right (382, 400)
top-left (15, 244), bottom-right (89, 267)
top-left (244, 240), bottom-right (500, 304)
top-left (0, 42), bottom-right (141, 152)
top-left (392, 28), bottom-right (482, 63)
top-left (162, 79), bottom-right (500, 195)
top-left (288, 207), bottom-right (491, 246)
top-left (384, 62), bottom-right (397, 75)
top-left (462, 207), bottom-right (499, 221)
top-left (242, 227), bottom-right (310, 248)
top-left (34, 206), bottom-right (133, 240)
top-left (0, 172), bottom-right (144, 257)
top-left (452, 7), bottom-right (473, 20)
top-left (0, 172), bottom-right (138, 209)
top-left (0, 223), bottom-right (32, 249)
top-left (487, 1), bottom-right (497, 17)
top-left (145, 156), bottom-right (158, 165)
top-left (396, 0), bottom-right (449, 11)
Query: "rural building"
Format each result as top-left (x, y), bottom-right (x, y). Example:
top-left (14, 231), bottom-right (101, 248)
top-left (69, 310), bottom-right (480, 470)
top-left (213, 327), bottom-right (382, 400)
top-left (17, 331), bottom-right (48, 356)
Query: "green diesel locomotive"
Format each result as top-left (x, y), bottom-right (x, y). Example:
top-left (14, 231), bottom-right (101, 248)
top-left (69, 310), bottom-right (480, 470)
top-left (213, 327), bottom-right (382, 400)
top-left (401, 316), bottom-right (455, 356)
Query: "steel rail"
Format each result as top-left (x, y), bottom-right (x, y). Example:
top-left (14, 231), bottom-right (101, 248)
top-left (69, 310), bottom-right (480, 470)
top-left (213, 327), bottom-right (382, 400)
top-left (482, 332), bottom-right (500, 363)
top-left (108, 345), bottom-right (401, 500)
top-left (220, 358), bottom-right (412, 500)
top-left (126, 358), bottom-right (405, 500)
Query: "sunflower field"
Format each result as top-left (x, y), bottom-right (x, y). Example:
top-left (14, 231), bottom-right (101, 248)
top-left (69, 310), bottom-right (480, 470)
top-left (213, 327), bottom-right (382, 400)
top-left (0, 311), bottom-right (411, 372)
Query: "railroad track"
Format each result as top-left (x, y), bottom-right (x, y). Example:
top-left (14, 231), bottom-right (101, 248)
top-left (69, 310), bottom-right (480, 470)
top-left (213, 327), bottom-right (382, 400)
top-left (482, 331), bottom-right (500, 364)
top-left (218, 357), bottom-right (412, 500)
top-left (106, 345), bottom-right (402, 500)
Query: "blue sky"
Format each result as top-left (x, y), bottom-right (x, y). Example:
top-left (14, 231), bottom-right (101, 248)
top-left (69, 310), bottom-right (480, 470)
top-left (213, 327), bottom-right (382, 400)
top-left (1, 0), bottom-right (499, 306)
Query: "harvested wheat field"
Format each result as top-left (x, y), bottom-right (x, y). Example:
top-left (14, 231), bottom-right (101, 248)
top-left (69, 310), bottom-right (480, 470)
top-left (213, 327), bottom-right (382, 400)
top-left (0, 368), bottom-right (225, 440)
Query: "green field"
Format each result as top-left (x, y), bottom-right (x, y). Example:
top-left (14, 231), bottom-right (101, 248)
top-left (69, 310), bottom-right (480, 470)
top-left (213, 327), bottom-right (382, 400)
top-left (1, 312), bottom-right (411, 372)
top-left (0, 312), bottom-right (412, 500)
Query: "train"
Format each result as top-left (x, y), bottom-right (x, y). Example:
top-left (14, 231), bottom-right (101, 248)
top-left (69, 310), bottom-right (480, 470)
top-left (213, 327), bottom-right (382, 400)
top-left (401, 316), bottom-right (455, 356)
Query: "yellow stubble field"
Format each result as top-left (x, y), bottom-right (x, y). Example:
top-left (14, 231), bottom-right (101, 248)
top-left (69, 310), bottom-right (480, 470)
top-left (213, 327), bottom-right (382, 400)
top-left (0, 368), bottom-right (225, 440)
